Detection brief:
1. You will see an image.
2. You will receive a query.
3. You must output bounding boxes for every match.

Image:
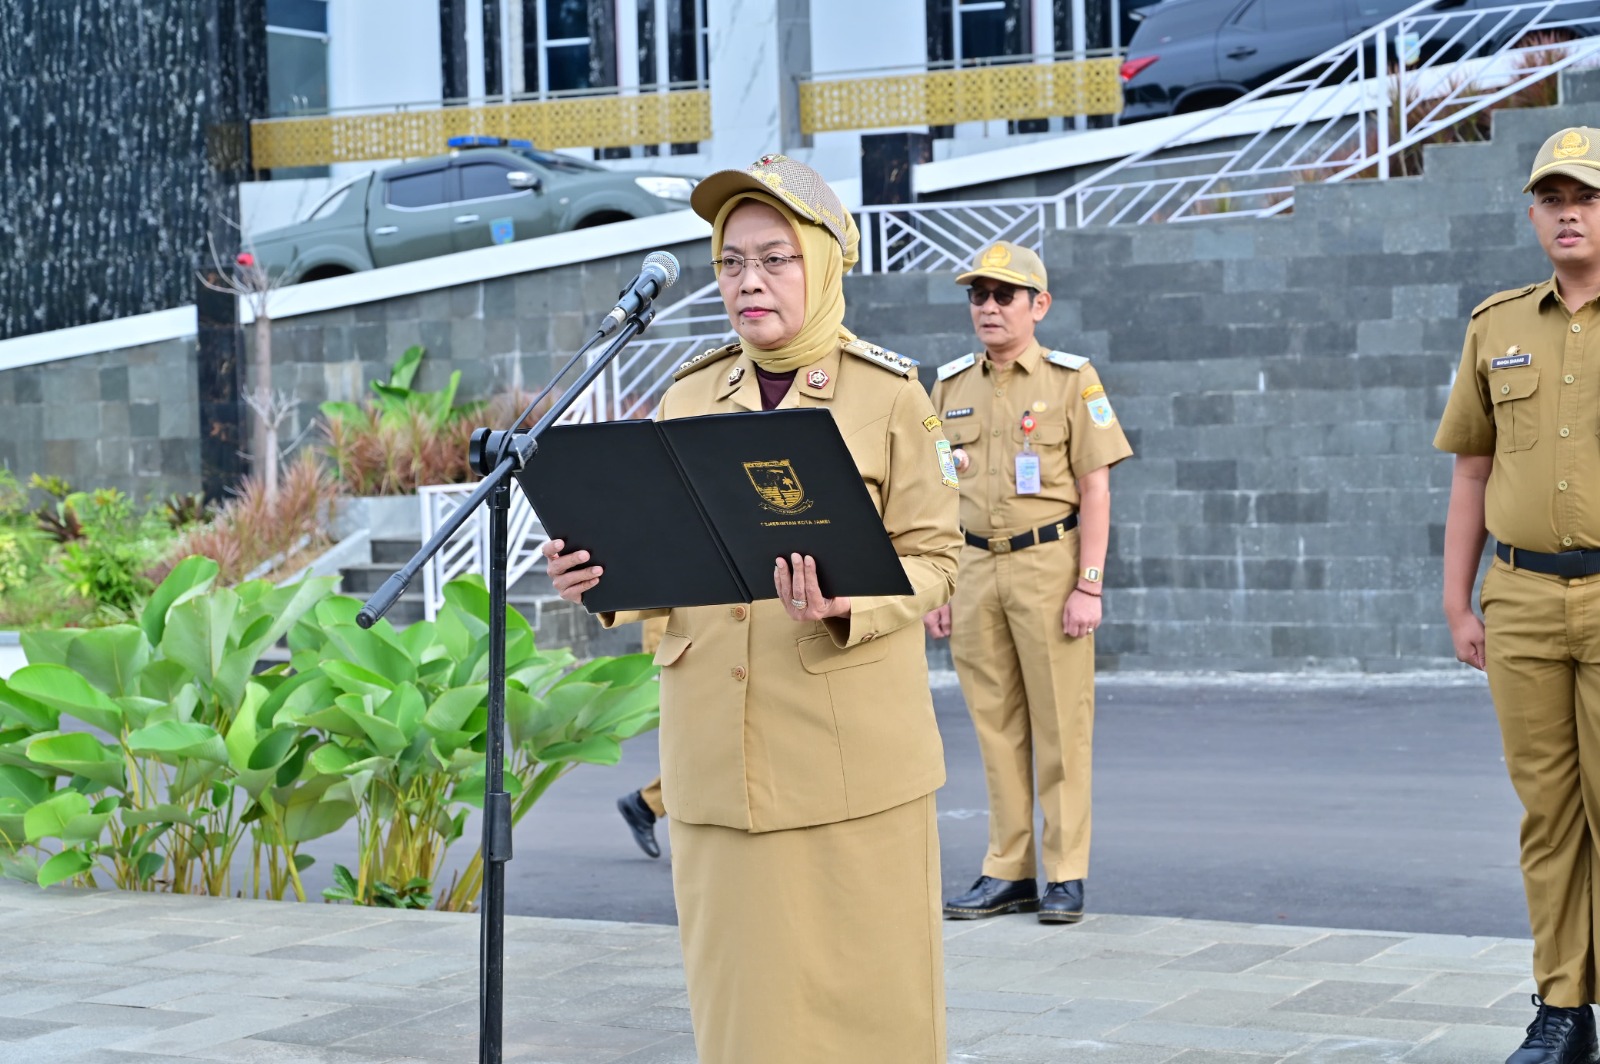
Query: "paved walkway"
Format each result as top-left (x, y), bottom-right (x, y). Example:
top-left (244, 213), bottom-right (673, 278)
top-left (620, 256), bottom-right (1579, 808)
top-left (0, 880), bottom-right (1539, 1063)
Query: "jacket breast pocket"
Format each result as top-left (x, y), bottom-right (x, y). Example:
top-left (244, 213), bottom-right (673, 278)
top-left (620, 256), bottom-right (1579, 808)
top-left (944, 422), bottom-right (981, 448)
top-left (1490, 370), bottom-right (1539, 452)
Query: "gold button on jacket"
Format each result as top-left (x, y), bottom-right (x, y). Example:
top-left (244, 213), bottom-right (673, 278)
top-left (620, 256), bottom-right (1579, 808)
top-left (602, 341), bottom-right (961, 834)
top-left (1435, 277), bottom-right (1600, 552)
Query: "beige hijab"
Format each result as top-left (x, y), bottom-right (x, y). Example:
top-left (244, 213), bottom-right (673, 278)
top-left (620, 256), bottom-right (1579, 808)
top-left (712, 190), bottom-right (861, 373)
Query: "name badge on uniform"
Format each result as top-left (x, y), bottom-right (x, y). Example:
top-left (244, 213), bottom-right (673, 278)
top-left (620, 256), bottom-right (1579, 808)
top-left (943, 407), bottom-right (974, 419)
top-left (1015, 412), bottom-right (1041, 495)
top-left (1015, 452), bottom-right (1041, 494)
top-left (1491, 353), bottom-right (1531, 369)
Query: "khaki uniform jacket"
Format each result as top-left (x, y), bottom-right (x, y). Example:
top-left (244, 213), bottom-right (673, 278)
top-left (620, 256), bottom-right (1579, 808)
top-left (1435, 277), bottom-right (1600, 552)
top-left (930, 341), bottom-right (1133, 535)
top-left (602, 339), bottom-right (962, 834)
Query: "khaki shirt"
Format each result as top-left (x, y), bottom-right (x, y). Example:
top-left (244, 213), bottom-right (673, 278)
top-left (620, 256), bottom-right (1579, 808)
top-left (929, 341), bottom-right (1134, 536)
top-left (1435, 277), bottom-right (1600, 552)
top-left (601, 339), bottom-right (961, 833)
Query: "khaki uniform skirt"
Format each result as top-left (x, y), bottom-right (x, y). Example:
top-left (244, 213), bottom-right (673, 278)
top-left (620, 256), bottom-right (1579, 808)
top-left (670, 793), bottom-right (946, 1063)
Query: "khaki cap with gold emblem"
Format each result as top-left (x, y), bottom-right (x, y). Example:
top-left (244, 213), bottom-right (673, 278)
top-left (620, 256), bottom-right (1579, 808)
top-left (1523, 126), bottom-right (1600, 192)
top-left (690, 153), bottom-right (853, 255)
top-left (955, 240), bottom-right (1049, 292)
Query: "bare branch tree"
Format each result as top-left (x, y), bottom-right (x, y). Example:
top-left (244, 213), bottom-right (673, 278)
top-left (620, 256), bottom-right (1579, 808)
top-left (198, 219), bottom-right (292, 501)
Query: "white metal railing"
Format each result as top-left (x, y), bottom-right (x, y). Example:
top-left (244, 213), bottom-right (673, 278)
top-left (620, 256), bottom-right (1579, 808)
top-left (856, 0), bottom-right (1600, 270)
top-left (1062, 0), bottom-right (1600, 225)
top-left (857, 199), bottom-right (1050, 276)
top-left (419, 281), bottom-right (735, 619)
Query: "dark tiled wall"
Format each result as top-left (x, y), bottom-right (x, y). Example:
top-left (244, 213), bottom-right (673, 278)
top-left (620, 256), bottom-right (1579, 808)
top-left (0, 0), bottom-right (266, 340)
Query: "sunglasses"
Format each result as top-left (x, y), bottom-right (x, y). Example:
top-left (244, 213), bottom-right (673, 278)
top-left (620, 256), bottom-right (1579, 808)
top-left (967, 285), bottom-right (1032, 307)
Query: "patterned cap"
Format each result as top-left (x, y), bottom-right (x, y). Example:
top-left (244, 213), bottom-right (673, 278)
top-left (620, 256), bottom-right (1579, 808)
top-left (1523, 127), bottom-right (1600, 193)
top-left (955, 240), bottom-right (1048, 292)
top-left (691, 153), bottom-right (852, 255)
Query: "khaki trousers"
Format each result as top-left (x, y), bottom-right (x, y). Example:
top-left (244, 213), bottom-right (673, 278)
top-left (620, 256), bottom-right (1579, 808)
top-left (1483, 558), bottom-right (1600, 1006)
top-left (640, 775), bottom-right (665, 818)
top-left (669, 794), bottom-right (946, 1064)
top-left (951, 534), bottom-right (1095, 883)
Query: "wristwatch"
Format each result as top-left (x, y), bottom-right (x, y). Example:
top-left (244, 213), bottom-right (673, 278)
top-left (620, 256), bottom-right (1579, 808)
top-left (1080, 566), bottom-right (1102, 584)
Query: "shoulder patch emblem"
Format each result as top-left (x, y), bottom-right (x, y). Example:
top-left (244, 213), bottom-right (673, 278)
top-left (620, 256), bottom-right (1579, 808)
top-left (936, 439), bottom-right (960, 489)
top-left (673, 342), bottom-right (742, 380)
top-left (937, 353), bottom-right (978, 381)
top-left (842, 339), bottom-right (916, 377)
top-left (1087, 395), bottom-right (1117, 429)
top-left (1046, 350), bottom-right (1090, 370)
top-left (923, 415), bottom-right (942, 432)
top-left (1471, 284), bottom-right (1539, 318)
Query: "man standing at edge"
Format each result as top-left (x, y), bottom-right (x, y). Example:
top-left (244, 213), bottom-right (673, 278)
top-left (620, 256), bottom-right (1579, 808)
top-left (1436, 127), bottom-right (1600, 1064)
top-left (926, 241), bottom-right (1132, 924)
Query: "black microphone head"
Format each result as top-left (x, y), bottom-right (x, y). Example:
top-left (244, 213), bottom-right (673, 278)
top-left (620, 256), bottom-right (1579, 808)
top-left (643, 250), bottom-right (680, 289)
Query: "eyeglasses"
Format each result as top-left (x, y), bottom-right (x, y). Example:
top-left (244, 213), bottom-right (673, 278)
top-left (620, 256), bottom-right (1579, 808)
top-left (967, 285), bottom-right (1032, 307)
top-left (712, 253), bottom-right (804, 277)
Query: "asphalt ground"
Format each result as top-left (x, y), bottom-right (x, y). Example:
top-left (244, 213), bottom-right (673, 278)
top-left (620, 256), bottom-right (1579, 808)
top-left (393, 672), bottom-right (1530, 939)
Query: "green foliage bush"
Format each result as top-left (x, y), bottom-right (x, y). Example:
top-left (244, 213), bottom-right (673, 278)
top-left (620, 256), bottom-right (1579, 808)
top-left (0, 559), bottom-right (659, 909)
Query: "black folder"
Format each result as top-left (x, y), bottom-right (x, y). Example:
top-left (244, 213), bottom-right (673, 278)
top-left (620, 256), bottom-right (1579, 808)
top-left (514, 408), bottom-right (914, 612)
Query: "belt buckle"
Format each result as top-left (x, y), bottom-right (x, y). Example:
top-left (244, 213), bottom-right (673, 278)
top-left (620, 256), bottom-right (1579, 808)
top-left (989, 537), bottom-right (1012, 554)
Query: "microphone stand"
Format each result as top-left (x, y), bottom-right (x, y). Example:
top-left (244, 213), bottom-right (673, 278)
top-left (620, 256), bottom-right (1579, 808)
top-left (355, 303), bottom-right (657, 1064)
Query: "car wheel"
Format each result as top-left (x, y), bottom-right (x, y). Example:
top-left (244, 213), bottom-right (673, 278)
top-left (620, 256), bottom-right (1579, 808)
top-left (576, 211), bottom-right (633, 229)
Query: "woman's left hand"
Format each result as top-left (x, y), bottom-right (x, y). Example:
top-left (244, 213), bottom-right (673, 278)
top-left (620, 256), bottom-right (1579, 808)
top-left (775, 553), bottom-right (851, 622)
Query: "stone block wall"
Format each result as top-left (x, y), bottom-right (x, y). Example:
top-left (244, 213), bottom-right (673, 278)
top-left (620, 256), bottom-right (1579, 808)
top-left (843, 72), bottom-right (1600, 669)
top-left (7, 70), bottom-right (1597, 668)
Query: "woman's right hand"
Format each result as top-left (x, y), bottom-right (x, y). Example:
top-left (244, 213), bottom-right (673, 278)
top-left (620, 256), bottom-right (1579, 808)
top-left (542, 538), bottom-right (603, 604)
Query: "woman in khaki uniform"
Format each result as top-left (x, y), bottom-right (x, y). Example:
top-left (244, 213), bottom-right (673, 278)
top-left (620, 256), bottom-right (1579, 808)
top-left (544, 154), bottom-right (961, 1064)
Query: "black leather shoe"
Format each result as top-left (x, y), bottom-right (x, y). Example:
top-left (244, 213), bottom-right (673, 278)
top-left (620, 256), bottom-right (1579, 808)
top-left (616, 791), bottom-right (660, 859)
top-left (1038, 879), bottom-right (1085, 924)
top-left (1507, 995), bottom-right (1598, 1064)
top-left (943, 876), bottom-right (1038, 919)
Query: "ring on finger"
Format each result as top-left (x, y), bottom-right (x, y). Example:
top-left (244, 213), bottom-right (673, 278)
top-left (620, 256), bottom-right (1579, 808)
top-left (790, 598), bottom-right (807, 609)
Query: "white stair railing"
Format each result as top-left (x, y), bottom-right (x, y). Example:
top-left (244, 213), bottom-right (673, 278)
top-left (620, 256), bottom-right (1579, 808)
top-left (1061, 0), bottom-right (1600, 224)
top-left (418, 281), bottom-right (736, 620)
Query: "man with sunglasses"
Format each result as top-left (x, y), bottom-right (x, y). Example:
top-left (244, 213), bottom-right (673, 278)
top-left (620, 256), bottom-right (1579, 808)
top-left (925, 240), bottom-right (1132, 924)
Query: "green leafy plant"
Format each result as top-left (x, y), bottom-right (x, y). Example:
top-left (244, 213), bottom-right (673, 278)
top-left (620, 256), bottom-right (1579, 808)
top-left (0, 562), bottom-right (660, 912)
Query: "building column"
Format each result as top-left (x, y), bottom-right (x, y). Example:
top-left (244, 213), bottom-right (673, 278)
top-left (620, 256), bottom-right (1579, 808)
top-left (707, 0), bottom-right (811, 169)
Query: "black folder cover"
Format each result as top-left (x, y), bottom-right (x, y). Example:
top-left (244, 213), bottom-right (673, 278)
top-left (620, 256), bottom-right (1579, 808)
top-left (515, 408), bottom-right (914, 612)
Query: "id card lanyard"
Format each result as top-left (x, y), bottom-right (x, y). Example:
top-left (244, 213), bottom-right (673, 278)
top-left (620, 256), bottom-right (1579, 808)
top-left (1015, 412), bottom-right (1042, 495)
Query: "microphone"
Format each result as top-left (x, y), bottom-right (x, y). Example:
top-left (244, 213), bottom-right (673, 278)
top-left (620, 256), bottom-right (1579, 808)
top-left (599, 251), bottom-right (680, 336)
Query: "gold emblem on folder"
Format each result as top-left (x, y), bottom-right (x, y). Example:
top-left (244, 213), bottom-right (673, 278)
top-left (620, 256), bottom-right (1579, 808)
top-left (745, 459), bottom-right (814, 514)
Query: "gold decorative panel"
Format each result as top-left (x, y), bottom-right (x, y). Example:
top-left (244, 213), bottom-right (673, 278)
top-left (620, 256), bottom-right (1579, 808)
top-left (799, 58), bottom-right (1123, 134)
top-left (250, 90), bottom-right (713, 169)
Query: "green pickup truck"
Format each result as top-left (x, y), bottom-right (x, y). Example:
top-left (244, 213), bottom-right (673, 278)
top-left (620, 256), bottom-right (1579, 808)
top-left (251, 138), bottom-right (697, 284)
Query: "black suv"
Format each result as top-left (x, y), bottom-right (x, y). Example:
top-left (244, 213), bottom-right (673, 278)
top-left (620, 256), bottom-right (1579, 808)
top-left (1118, 0), bottom-right (1420, 122)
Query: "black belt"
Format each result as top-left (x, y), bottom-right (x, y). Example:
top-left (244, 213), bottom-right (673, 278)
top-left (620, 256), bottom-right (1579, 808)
top-left (1496, 542), bottom-right (1600, 578)
top-left (964, 514), bottom-right (1078, 554)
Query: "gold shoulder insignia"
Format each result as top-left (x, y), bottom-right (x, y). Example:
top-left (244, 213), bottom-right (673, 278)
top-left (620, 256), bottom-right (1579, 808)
top-left (842, 338), bottom-right (917, 377)
top-left (672, 342), bottom-right (742, 380)
top-left (1471, 284), bottom-right (1539, 318)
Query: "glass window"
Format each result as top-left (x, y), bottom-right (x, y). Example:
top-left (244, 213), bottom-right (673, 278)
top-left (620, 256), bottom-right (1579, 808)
top-left (458, 162), bottom-right (520, 200)
top-left (266, 30), bottom-right (327, 115)
top-left (386, 170), bottom-right (449, 208)
top-left (266, 0), bottom-right (327, 34)
top-left (547, 0), bottom-right (588, 39)
top-left (546, 42), bottom-right (590, 91)
top-left (952, 0), bottom-right (1024, 64)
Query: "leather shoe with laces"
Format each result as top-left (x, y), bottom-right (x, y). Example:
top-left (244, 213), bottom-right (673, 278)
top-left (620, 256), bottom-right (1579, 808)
top-left (1038, 879), bottom-right (1085, 924)
top-left (616, 790), bottom-right (661, 859)
top-left (1507, 995), bottom-right (1598, 1064)
top-left (943, 876), bottom-right (1038, 919)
